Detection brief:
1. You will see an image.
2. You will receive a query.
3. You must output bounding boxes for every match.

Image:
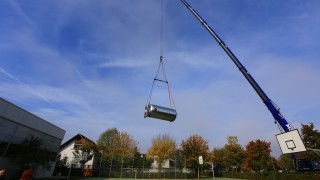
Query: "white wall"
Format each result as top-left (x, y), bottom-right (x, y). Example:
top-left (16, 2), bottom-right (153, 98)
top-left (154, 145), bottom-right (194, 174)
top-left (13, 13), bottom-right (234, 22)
top-left (59, 140), bottom-right (95, 168)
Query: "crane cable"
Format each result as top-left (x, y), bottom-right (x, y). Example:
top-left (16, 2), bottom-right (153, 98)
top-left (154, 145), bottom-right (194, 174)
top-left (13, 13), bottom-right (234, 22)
top-left (160, 0), bottom-right (164, 57)
top-left (145, 0), bottom-right (176, 110)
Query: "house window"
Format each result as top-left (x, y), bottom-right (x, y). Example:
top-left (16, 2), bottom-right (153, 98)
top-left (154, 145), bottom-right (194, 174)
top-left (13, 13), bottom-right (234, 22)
top-left (73, 143), bottom-right (82, 149)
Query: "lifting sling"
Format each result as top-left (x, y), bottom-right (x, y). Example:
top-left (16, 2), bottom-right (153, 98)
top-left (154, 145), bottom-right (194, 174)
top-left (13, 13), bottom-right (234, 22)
top-left (144, 56), bottom-right (177, 122)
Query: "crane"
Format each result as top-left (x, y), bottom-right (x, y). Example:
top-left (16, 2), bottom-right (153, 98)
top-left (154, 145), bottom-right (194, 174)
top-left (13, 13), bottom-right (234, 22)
top-left (180, 0), bottom-right (293, 133)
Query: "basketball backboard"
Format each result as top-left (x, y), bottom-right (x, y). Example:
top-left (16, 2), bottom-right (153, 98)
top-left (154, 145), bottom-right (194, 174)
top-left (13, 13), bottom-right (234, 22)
top-left (276, 129), bottom-right (306, 154)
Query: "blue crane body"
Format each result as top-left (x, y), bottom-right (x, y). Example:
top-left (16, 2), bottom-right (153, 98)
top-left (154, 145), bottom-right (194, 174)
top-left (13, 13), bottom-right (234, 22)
top-left (180, 0), bottom-right (293, 133)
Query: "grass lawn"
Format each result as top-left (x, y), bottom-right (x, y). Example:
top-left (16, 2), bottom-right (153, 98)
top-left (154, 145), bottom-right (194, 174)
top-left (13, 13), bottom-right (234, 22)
top-left (76, 178), bottom-right (243, 180)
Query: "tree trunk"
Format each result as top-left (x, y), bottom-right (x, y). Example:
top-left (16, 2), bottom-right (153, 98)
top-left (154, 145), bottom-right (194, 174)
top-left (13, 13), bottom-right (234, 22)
top-left (120, 156), bottom-right (124, 178)
top-left (157, 162), bottom-right (162, 178)
top-left (109, 154), bottom-right (113, 177)
top-left (120, 163), bottom-right (123, 178)
top-left (197, 167), bottom-right (200, 178)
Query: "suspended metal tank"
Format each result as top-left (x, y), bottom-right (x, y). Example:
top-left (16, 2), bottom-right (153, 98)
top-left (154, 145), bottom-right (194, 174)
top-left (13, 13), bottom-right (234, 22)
top-left (144, 104), bottom-right (177, 122)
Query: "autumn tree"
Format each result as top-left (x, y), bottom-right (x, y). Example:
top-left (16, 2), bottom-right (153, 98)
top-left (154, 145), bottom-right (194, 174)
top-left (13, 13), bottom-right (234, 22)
top-left (147, 134), bottom-right (176, 176)
top-left (267, 156), bottom-right (281, 171)
top-left (73, 138), bottom-right (97, 168)
top-left (300, 123), bottom-right (320, 160)
top-left (175, 149), bottom-right (186, 175)
top-left (242, 139), bottom-right (271, 172)
top-left (113, 131), bottom-right (138, 178)
top-left (210, 147), bottom-right (227, 169)
top-left (278, 154), bottom-right (294, 170)
top-left (96, 127), bottom-right (119, 173)
top-left (181, 134), bottom-right (209, 178)
top-left (223, 136), bottom-right (245, 172)
top-left (132, 149), bottom-right (152, 172)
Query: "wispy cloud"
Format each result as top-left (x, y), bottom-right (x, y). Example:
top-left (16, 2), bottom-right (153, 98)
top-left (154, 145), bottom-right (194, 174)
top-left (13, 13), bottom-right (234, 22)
top-left (291, 13), bottom-right (312, 20)
top-left (99, 58), bottom-right (151, 68)
top-left (0, 67), bottom-right (59, 108)
top-left (8, 0), bottom-right (35, 26)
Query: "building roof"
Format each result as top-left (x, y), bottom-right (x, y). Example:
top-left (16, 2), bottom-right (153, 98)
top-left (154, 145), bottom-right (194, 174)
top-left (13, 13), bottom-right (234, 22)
top-left (0, 97), bottom-right (65, 139)
top-left (60, 133), bottom-right (95, 150)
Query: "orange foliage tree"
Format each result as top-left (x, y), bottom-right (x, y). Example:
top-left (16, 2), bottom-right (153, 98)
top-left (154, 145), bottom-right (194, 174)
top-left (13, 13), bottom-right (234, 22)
top-left (210, 147), bottom-right (227, 169)
top-left (241, 139), bottom-right (271, 172)
top-left (113, 131), bottom-right (138, 178)
top-left (223, 136), bottom-right (245, 172)
top-left (181, 134), bottom-right (209, 177)
top-left (147, 134), bottom-right (176, 176)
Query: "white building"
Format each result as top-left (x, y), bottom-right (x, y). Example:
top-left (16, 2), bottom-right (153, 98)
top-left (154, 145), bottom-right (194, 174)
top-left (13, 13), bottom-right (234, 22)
top-left (150, 158), bottom-right (193, 173)
top-left (151, 158), bottom-right (175, 169)
top-left (0, 98), bottom-right (65, 178)
top-left (58, 133), bottom-right (95, 169)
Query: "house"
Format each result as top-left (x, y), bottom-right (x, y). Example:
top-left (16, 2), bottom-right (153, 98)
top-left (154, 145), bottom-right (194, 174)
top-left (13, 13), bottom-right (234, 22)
top-left (58, 133), bottom-right (96, 169)
top-left (151, 158), bottom-right (175, 169)
top-left (150, 157), bottom-right (193, 173)
top-left (0, 98), bottom-right (65, 178)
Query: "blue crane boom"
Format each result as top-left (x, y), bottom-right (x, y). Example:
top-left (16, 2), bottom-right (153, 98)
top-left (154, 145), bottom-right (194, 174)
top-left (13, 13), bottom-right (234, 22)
top-left (180, 0), bottom-right (293, 133)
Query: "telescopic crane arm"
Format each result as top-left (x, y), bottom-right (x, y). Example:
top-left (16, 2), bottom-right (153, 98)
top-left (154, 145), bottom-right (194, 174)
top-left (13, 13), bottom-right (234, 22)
top-left (180, 0), bottom-right (293, 133)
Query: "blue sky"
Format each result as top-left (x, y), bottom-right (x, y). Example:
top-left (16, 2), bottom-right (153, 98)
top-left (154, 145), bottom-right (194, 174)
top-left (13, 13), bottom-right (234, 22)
top-left (1, 0), bottom-right (320, 157)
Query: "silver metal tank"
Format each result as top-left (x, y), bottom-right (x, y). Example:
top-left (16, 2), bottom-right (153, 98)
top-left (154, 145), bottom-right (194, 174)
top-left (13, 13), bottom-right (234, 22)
top-left (144, 104), bottom-right (177, 122)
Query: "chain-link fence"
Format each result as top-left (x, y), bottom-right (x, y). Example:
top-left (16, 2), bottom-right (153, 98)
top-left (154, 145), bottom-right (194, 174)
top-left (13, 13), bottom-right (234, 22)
top-left (55, 166), bottom-right (217, 179)
top-left (96, 167), bottom-right (197, 179)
